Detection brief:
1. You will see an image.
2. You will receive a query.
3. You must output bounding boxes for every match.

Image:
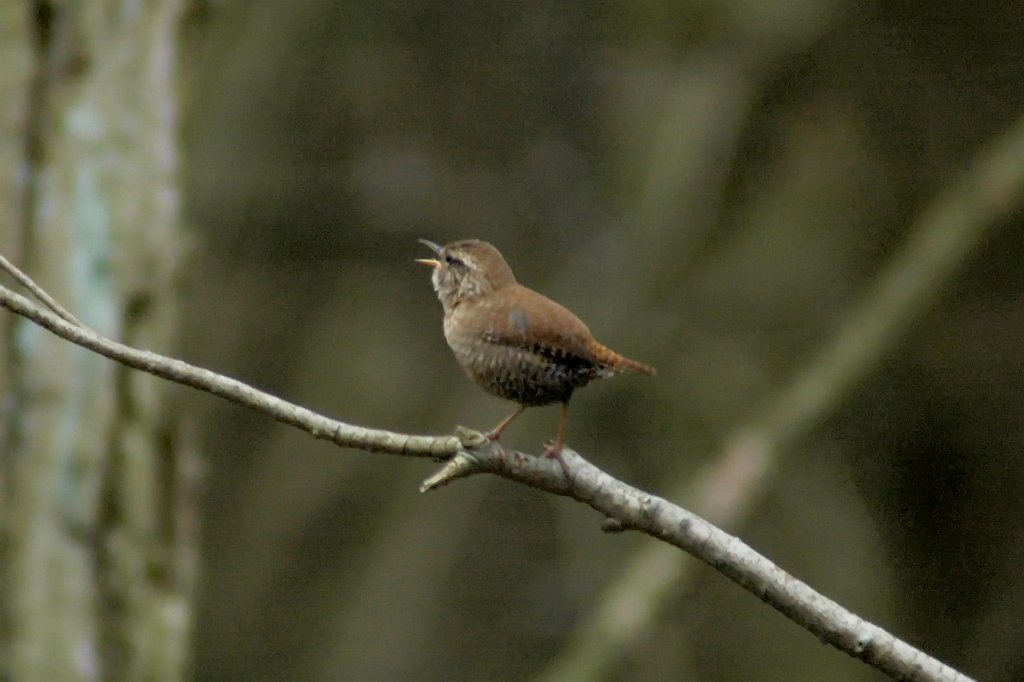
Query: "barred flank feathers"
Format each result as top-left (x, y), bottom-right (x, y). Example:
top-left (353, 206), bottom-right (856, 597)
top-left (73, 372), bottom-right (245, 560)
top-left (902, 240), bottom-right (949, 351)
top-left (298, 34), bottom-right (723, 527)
top-left (591, 341), bottom-right (657, 377)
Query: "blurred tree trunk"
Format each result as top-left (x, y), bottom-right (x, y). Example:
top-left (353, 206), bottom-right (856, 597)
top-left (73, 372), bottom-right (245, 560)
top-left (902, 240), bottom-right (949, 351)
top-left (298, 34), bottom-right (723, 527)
top-left (0, 3), bottom-right (193, 680)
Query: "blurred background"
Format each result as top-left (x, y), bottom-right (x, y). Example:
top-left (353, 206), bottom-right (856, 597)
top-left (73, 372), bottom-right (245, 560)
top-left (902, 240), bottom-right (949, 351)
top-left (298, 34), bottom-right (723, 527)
top-left (3, 0), bottom-right (1024, 680)
top-left (183, 1), bottom-right (1024, 680)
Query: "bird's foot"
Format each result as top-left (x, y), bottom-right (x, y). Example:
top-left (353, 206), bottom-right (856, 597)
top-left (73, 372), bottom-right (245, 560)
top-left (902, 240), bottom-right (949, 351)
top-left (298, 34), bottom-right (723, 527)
top-left (542, 441), bottom-right (571, 479)
top-left (473, 428), bottom-right (512, 458)
top-left (483, 430), bottom-right (510, 453)
top-left (453, 425), bottom-right (489, 448)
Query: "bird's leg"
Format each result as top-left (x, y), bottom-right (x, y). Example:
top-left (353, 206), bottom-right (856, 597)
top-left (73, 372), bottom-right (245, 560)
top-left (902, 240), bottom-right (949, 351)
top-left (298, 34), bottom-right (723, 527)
top-left (543, 402), bottom-right (571, 477)
top-left (486, 405), bottom-right (526, 442)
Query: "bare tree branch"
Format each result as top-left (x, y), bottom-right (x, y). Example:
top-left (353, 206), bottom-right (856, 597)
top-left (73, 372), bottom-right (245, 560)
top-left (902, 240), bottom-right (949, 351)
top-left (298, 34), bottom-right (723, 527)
top-left (0, 253), bottom-right (83, 327)
top-left (0, 260), bottom-right (973, 682)
top-left (0, 282), bottom-right (458, 460)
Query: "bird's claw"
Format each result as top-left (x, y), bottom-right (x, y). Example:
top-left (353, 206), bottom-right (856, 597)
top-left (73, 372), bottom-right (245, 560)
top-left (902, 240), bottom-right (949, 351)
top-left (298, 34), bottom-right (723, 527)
top-left (542, 441), bottom-right (571, 479)
top-left (454, 425), bottom-right (488, 448)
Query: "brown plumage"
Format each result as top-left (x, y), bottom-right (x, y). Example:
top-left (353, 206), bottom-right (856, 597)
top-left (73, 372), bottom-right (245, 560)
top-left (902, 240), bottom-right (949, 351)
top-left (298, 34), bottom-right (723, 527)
top-left (417, 238), bottom-right (655, 465)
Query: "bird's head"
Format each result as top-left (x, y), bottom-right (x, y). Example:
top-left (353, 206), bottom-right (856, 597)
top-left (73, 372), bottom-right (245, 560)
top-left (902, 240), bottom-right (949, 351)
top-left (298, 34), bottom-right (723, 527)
top-left (416, 239), bottom-right (517, 312)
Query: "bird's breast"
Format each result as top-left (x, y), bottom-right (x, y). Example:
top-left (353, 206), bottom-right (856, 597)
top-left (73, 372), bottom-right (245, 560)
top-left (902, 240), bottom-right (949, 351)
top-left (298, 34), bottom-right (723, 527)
top-left (442, 300), bottom-right (600, 406)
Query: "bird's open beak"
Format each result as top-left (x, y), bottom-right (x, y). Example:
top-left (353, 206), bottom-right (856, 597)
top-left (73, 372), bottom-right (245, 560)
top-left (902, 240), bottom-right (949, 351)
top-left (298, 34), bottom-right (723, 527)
top-left (415, 238), bottom-right (444, 268)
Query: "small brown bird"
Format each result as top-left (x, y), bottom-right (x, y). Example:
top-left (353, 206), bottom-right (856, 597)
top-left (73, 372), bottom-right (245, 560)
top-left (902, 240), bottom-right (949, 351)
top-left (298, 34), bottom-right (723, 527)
top-left (417, 238), bottom-right (655, 466)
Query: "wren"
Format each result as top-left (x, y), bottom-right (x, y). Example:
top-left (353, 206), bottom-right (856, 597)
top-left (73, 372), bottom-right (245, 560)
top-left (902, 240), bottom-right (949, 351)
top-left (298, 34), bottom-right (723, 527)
top-left (417, 238), bottom-right (655, 467)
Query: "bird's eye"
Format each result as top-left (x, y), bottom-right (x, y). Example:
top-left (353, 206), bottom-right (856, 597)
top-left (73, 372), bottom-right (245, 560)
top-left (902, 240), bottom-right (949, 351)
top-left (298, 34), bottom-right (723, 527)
top-left (445, 253), bottom-right (462, 266)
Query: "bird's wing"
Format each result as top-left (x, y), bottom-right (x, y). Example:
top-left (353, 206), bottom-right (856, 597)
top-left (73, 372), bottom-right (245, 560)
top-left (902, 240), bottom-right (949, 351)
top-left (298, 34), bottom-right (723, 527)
top-left (470, 285), bottom-right (598, 364)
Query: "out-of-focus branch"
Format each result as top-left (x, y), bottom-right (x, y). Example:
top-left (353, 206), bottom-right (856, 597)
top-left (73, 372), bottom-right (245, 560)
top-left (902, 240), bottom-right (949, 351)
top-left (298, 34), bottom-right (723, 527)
top-left (1, 259), bottom-right (974, 681)
top-left (539, 114), bottom-right (1024, 682)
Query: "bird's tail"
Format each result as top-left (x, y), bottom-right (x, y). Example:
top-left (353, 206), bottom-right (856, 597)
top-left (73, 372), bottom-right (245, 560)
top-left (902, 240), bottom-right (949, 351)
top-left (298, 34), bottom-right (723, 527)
top-left (592, 342), bottom-right (657, 377)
